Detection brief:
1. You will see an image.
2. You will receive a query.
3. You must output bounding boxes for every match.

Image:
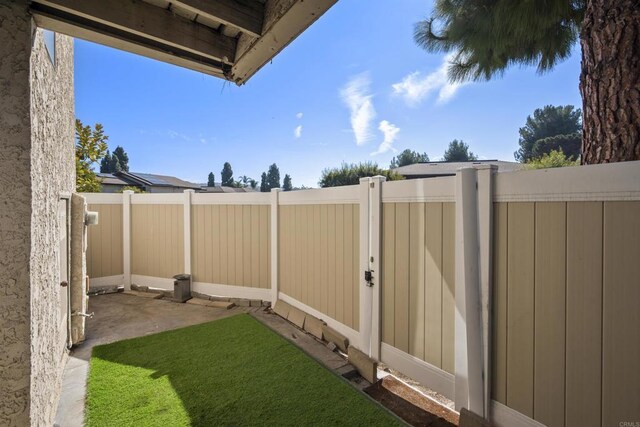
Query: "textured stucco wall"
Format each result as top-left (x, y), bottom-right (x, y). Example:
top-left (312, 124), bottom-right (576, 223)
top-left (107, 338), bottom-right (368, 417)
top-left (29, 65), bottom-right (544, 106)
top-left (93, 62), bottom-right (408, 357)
top-left (0, 2), bottom-right (75, 425)
top-left (0, 2), bottom-right (34, 425)
top-left (29, 25), bottom-right (75, 426)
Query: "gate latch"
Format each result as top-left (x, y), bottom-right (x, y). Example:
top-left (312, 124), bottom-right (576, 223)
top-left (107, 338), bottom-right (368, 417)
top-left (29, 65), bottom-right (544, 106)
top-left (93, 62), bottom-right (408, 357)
top-left (364, 270), bottom-right (374, 287)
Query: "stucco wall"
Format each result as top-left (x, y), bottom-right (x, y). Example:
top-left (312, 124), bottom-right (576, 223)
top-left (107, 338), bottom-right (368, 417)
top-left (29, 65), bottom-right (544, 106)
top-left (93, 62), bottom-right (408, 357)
top-left (0, 2), bottom-right (33, 424)
top-left (0, 2), bottom-right (75, 425)
top-left (29, 26), bottom-right (75, 426)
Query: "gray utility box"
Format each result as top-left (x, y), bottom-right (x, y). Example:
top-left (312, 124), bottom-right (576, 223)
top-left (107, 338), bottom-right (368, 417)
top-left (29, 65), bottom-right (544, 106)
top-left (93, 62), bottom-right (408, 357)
top-left (173, 274), bottom-right (191, 303)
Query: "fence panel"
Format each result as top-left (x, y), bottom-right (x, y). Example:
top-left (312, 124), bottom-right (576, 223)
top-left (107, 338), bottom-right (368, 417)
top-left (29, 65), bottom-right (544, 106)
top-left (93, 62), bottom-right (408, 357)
top-left (191, 204), bottom-right (270, 289)
top-left (491, 162), bottom-right (640, 427)
top-left (130, 202), bottom-right (184, 280)
top-left (278, 185), bottom-right (361, 335)
top-left (379, 178), bottom-right (457, 399)
top-left (85, 194), bottom-right (123, 287)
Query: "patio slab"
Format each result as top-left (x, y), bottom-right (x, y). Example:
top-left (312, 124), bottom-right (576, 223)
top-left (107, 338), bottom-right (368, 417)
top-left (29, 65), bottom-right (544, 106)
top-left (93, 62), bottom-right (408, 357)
top-left (54, 292), bottom-right (253, 427)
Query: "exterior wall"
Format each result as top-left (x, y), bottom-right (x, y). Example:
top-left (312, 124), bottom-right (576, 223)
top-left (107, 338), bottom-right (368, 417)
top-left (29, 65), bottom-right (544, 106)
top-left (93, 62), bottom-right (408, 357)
top-left (0, 3), bottom-right (74, 425)
top-left (381, 202), bottom-right (455, 374)
top-left (192, 205), bottom-right (270, 289)
top-left (0, 3), bottom-right (34, 424)
top-left (131, 204), bottom-right (184, 278)
top-left (491, 201), bottom-right (640, 426)
top-left (87, 204), bottom-right (123, 279)
top-left (29, 26), bottom-right (75, 427)
top-left (279, 204), bottom-right (360, 331)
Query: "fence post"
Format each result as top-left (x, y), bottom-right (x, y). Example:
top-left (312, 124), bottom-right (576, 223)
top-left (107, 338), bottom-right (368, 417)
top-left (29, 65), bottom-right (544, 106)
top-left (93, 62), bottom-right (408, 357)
top-left (454, 168), bottom-right (484, 415)
top-left (476, 165), bottom-right (496, 419)
top-left (122, 190), bottom-right (133, 290)
top-left (358, 178), bottom-right (372, 354)
top-left (183, 190), bottom-right (194, 276)
top-left (270, 188), bottom-right (281, 303)
top-left (369, 175), bottom-right (385, 360)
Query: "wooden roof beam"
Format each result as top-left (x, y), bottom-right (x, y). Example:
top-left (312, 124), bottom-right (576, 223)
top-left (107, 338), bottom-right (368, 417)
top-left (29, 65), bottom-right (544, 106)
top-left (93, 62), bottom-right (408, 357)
top-left (31, 0), bottom-right (237, 63)
top-left (170, 0), bottom-right (265, 38)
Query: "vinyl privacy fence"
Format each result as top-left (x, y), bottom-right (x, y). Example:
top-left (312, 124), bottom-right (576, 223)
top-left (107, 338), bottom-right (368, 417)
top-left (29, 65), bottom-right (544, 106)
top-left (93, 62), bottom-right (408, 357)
top-left (84, 161), bottom-right (640, 427)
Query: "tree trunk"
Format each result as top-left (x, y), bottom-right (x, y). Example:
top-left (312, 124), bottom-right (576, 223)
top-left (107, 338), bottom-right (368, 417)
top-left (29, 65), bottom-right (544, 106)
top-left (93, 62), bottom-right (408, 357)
top-left (580, 0), bottom-right (640, 163)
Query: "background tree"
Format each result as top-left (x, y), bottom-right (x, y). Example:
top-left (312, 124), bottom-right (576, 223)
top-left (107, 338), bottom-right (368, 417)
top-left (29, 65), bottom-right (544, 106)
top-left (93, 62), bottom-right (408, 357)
top-left (221, 162), bottom-right (233, 187)
top-left (526, 149), bottom-right (579, 169)
top-left (260, 172), bottom-right (268, 192)
top-left (515, 105), bottom-right (582, 162)
top-left (319, 162), bottom-right (404, 188)
top-left (283, 174), bottom-right (293, 191)
top-left (249, 179), bottom-right (258, 190)
top-left (99, 146), bottom-right (130, 173)
top-left (414, 0), bottom-right (639, 163)
top-left (266, 163), bottom-right (281, 190)
top-left (207, 172), bottom-right (215, 187)
top-left (443, 140), bottom-right (478, 162)
top-left (390, 149), bottom-right (430, 168)
top-left (76, 119), bottom-right (109, 192)
top-left (112, 146), bottom-right (129, 172)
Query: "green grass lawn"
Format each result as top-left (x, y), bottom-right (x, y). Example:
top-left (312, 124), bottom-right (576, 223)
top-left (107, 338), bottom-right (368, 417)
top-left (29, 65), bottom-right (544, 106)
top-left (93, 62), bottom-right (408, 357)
top-left (86, 314), bottom-right (402, 426)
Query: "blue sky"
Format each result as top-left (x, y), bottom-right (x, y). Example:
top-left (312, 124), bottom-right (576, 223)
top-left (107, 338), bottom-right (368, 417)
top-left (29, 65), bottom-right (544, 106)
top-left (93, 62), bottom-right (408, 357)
top-left (75, 0), bottom-right (582, 188)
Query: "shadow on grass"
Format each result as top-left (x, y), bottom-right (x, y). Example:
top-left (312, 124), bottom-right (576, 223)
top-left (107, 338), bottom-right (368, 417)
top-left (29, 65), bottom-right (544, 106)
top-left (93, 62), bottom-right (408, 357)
top-left (86, 314), bottom-right (402, 427)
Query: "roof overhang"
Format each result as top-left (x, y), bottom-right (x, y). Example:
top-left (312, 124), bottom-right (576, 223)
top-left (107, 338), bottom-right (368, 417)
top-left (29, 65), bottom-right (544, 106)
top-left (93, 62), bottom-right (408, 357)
top-left (30, 0), bottom-right (337, 84)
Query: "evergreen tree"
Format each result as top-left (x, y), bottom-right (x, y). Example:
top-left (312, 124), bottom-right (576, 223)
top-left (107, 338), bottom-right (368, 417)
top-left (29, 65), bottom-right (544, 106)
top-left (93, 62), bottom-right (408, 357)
top-left (207, 172), bottom-right (215, 187)
top-left (283, 174), bottom-right (292, 191)
top-left (515, 105), bottom-right (582, 162)
top-left (413, 0), bottom-right (639, 163)
top-left (260, 172), bottom-right (268, 192)
top-left (443, 140), bottom-right (478, 162)
top-left (99, 151), bottom-right (111, 173)
top-left (390, 149), bottom-right (430, 168)
top-left (221, 162), bottom-right (233, 187)
top-left (112, 146), bottom-right (129, 172)
top-left (266, 163), bottom-right (280, 190)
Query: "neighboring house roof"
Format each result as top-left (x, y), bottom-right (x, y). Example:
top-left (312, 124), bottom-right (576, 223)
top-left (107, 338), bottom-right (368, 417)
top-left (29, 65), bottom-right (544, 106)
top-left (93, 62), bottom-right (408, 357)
top-left (96, 173), bottom-right (131, 186)
top-left (199, 186), bottom-right (257, 193)
top-left (393, 160), bottom-right (524, 178)
top-left (117, 171), bottom-right (201, 190)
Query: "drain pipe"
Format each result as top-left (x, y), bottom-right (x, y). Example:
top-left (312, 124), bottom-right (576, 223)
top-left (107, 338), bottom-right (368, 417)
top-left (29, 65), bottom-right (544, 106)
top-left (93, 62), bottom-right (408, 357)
top-left (60, 193), bottom-right (73, 350)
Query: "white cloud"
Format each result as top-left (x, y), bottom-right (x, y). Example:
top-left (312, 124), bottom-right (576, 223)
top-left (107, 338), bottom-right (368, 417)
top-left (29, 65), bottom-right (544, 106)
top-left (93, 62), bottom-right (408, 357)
top-left (294, 125), bottom-right (302, 138)
top-left (296, 112), bottom-right (303, 119)
top-left (392, 53), bottom-right (467, 106)
top-left (371, 120), bottom-right (400, 156)
top-left (340, 72), bottom-right (376, 145)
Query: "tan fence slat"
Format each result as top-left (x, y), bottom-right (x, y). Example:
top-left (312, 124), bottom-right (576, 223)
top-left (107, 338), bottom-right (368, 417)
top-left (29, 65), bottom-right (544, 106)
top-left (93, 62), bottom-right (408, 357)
top-left (506, 202), bottom-right (535, 417)
top-left (344, 204), bottom-right (355, 329)
top-left (382, 203), bottom-right (396, 345)
top-left (534, 202), bottom-right (567, 427)
top-left (221, 205), bottom-right (230, 284)
top-left (260, 205), bottom-right (270, 289)
top-left (602, 201), bottom-right (640, 426)
top-left (335, 204), bottom-right (345, 325)
top-left (565, 202), bottom-right (602, 427)
top-left (409, 203), bottom-right (426, 360)
top-left (441, 202), bottom-right (455, 374)
top-left (425, 202), bottom-right (443, 368)
top-left (320, 205), bottom-right (329, 313)
top-left (492, 202), bottom-right (508, 404)
top-left (210, 205), bottom-right (220, 284)
top-left (394, 203), bottom-right (410, 353)
top-left (327, 205), bottom-right (336, 318)
top-left (353, 205), bottom-right (360, 331)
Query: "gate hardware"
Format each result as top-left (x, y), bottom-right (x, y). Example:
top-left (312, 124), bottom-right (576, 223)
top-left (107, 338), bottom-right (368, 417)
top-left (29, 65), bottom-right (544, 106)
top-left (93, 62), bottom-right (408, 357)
top-left (364, 270), bottom-right (374, 287)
